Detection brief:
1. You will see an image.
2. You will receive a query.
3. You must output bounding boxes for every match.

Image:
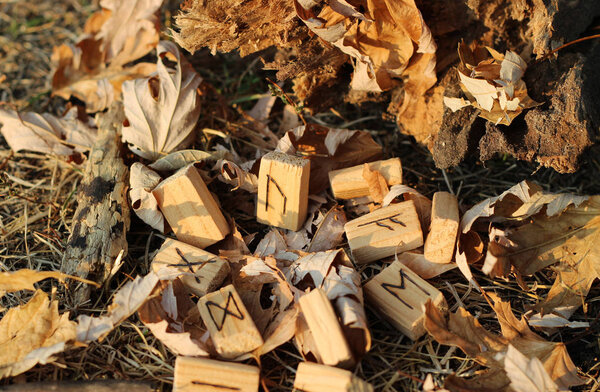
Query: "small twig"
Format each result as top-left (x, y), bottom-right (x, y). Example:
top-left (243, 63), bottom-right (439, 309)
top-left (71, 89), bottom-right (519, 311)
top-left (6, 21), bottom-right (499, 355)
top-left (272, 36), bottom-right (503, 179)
top-left (265, 77), bottom-right (307, 126)
top-left (534, 33), bottom-right (600, 64)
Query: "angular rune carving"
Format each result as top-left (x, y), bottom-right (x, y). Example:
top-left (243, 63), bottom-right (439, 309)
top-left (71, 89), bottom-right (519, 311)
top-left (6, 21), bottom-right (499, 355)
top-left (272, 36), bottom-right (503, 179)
top-left (381, 268), bottom-right (431, 310)
top-left (174, 247), bottom-right (216, 284)
top-left (264, 174), bottom-right (287, 213)
top-left (357, 213), bottom-right (406, 231)
top-left (205, 291), bottom-right (245, 331)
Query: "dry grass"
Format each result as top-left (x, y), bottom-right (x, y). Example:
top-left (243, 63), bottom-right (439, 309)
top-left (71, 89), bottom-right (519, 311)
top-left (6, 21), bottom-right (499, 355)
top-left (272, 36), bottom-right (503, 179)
top-left (1, 1), bottom-right (600, 391)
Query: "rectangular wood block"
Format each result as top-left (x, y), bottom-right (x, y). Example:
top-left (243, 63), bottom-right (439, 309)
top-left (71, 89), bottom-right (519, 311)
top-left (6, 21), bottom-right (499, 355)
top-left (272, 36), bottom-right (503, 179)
top-left (344, 201), bottom-right (423, 264)
top-left (197, 284), bottom-right (264, 359)
top-left (152, 163), bottom-right (230, 249)
top-left (294, 362), bottom-right (373, 392)
top-left (364, 260), bottom-right (446, 340)
top-left (298, 289), bottom-right (354, 368)
top-left (173, 356), bottom-right (259, 392)
top-left (256, 151), bottom-right (310, 231)
top-left (151, 238), bottom-right (230, 297)
top-left (424, 191), bottom-right (459, 264)
top-left (328, 158), bottom-right (402, 199)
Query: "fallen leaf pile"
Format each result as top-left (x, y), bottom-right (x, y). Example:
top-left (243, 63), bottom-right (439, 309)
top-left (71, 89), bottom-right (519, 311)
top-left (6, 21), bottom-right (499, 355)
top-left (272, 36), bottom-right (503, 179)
top-left (443, 42), bottom-right (540, 125)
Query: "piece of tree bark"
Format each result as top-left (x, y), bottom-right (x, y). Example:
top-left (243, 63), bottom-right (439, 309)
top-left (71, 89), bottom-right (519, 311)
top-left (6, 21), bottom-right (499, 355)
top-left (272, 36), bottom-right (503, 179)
top-left (61, 103), bottom-right (130, 306)
top-left (0, 380), bottom-right (153, 392)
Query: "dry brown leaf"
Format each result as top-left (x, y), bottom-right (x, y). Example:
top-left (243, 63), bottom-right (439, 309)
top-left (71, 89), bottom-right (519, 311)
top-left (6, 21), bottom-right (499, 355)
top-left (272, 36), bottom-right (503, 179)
top-left (122, 41), bottom-right (203, 160)
top-left (0, 290), bottom-right (76, 378)
top-left (362, 163), bottom-right (389, 205)
top-left (129, 163), bottom-right (165, 232)
top-left (307, 205), bottom-right (347, 253)
top-left (505, 197), bottom-right (600, 319)
top-left (0, 269), bottom-right (99, 299)
top-left (504, 345), bottom-right (558, 392)
top-left (424, 294), bottom-right (583, 391)
top-left (96, 0), bottom-right (162, 66)
top-left (0, 108), bottom-right (97, 156)
top-left (149, 149), bottom-right (230, 172)
top-left (138, 279), bottom-right (212, 356)
top-left (446, 44), bottom-right (540, 126)
top-left (276, 124), bottom-right (382, 193)
top-left (76, 270), bottom-right (164, 342)
top-left (294, 0), bottom-right (435, 93)
top-left (50, 1), bottom-right (159, 113)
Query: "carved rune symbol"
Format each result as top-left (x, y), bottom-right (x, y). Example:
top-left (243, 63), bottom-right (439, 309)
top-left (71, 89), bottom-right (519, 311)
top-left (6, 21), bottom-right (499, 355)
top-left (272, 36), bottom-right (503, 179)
top-left (205, 291), bottom-right (245, 331)
top-left (174, 247), bottom-right (216, 284)
top-left (357, 213), bottom-right (406, 231)
top-left (264, 174), bottom-right (287, 213)
top-left (381, 268), bottom-right (430, 310)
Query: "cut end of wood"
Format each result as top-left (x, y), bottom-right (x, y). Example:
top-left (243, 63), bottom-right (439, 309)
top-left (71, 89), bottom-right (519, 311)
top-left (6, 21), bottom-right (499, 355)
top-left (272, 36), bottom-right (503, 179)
top-left (294, 362), bottom-right (374, 392)
top-left (151, 238), bottom-right (231, 297)
top-left (328, 158), bottom-right (402, 199)
top-left (298, 288), bottom-right (354, 368)
top-left (344, 201), bottom-right (423, 264)
top-left (424, 191), bottom-right (459, 264)
top-left (174, 356), bottom-right (260, 392)
top-left (364, 260), bottom-right (447, 340)
top-left (256, 151), bottom-right (310, 231)
top-left (197, 284), bottom-right (264, 359)
top-left (152, 164), bottom-right (230, 249)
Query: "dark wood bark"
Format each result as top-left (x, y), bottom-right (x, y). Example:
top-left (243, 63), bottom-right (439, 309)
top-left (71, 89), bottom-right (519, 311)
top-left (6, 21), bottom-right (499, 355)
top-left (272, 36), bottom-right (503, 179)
top-left (61, 103), bottom-right (130, 306)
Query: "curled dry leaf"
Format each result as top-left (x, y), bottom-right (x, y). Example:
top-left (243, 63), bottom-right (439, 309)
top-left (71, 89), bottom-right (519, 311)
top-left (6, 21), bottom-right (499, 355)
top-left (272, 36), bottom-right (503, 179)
top-left (362, 163), bottom-right (388, 205)
top-left (423, 293), bottom-right (583, 391)
top-left (129, 163), bottom-right (165, 232)
top-left (0, 290), bottom-right (76, 378)
top-left (277, 124), bottom-right (382, 193)
top-left (0, 108), bottom-right (97, 156)
top-left (294, 0), bottom-right (435, 93)
top-left (50, 0), bottom-right (160, 112)
top-left (307, 205), bottom-right (347, 253)
top-left (444, 43), bottom-right (540, 125)
top-left (149, 149), bottom-right (230, 172)
top-left (395, 251), bottom-right (456, 280)
top-left (138, 279), bottom-right (212, 356)
top-left (122, 41), bottom-right (203, 160)
top-left (218, 160), bottom-right (259, 193)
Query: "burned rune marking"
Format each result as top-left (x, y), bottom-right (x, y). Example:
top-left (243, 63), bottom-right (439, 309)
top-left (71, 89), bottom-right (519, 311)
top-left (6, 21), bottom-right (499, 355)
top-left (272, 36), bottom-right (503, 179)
top-left (174, 247), bottom-right (217, 284)
top-left (205, 291), bottom-right (245, 331)
top-left (191, 381), bottom-right (241, 391)
top-left (264, 174), bottom-right (287, 213)
top-left (381, 268), bottom-right (430, 310)
top-left (357, 213), bottom-right (406, 231)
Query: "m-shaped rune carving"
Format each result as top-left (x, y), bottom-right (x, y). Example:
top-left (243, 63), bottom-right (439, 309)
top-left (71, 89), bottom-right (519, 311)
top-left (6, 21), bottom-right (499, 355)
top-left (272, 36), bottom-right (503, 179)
top-left (381, 268), bottom-right (430, 310)
top-left (205, 291), bottom-right (245, 331)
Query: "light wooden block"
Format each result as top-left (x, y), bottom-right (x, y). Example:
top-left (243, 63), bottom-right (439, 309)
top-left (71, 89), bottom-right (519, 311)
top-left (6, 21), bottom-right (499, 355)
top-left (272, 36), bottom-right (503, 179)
top-left (364, 259), bottom-right (446, 340)
top-left (298, 289), bottom-right (354, 368)
top-left (424, 191), bottom-right (459, 264)
top-left (152, 163), bottom-right (230, 249)
top-left (197, 284), bottom-right (264, 359)
top-left (151, 238), bottom-right (230, 297)
top-left (344, 201), bottom-right (423, 264)
top-left (328, 158), bottom-right (402, 199)
top-left (256, 151), bottom-right (310, 231)
top-left (294, 362), bottom-right (373, 392)
top-left (174, 356), bottom-right (259, 392)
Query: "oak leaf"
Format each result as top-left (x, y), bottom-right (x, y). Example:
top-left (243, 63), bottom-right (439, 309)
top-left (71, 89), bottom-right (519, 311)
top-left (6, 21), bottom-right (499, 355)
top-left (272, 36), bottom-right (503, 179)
top-left (0, 290), bottom-right (76, 378)
top-left (129, 163), bottom-right (165, 232)
top-left (122, 41), bottom-right (203, 160)
top-left (0, 269), bottom-right (98, 299)
top-left (423, 294), bottom-right (583, 391)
